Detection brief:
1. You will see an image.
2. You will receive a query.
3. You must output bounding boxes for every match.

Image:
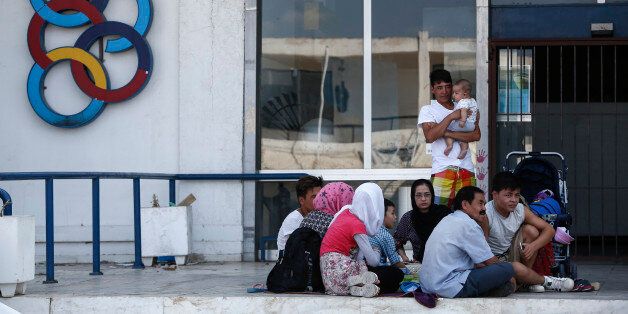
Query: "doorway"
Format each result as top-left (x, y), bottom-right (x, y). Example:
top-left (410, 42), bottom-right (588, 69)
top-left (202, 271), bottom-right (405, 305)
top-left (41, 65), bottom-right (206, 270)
top-left (489, 40), bottom-right (628, 257)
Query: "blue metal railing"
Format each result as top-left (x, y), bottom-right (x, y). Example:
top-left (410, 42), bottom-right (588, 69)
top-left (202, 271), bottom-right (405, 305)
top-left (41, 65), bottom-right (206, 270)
top-left (0, 187), bottom-right (11, 216)
top-left (0, 172), bottom-right (306, 283)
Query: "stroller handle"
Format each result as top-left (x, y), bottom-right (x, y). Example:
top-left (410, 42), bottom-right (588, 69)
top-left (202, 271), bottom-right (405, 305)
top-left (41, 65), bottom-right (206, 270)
top-left (505, 151), bottom-right (566, 161)
top-left (504, 151), bottom-right (568, 180)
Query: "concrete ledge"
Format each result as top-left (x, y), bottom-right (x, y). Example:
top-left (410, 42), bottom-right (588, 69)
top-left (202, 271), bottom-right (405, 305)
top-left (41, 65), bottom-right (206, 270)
top-left (2, 262), bottom-right (625, 313)
top-left (3, 295), bottom-right (628, 313)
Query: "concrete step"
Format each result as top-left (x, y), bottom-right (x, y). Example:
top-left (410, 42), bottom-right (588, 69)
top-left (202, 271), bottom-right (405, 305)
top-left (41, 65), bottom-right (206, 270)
top-left (3, 295), bottom-right (628, 313)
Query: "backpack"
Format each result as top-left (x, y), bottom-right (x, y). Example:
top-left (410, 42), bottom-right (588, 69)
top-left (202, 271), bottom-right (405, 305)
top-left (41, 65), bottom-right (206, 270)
top-left (529, 197), bottom-right (562, 216)
top-left (266, 227), bottom-right (325, 293)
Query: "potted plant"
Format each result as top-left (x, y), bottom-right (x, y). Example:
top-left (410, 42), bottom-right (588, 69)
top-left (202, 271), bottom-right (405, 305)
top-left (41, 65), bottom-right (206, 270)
top-left (140, 194), bottom-right (194, 266)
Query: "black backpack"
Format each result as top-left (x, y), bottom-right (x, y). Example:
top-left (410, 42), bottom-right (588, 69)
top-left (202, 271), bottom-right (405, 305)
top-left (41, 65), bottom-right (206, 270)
top-left (266, 227), bottom-right (325, 293)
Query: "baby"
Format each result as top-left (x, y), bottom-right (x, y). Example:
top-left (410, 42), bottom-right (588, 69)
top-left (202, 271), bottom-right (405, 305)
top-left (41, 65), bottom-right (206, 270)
top-left (444, 79), bottom-right (478, 159)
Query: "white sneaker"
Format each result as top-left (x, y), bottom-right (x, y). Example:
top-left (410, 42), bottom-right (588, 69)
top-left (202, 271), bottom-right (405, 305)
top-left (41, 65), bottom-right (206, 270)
top-left (528, 284), bottom-right (545, 293)
top-left (543, 276), bottom-right (574, 292)
top-left (348, 271), bottom-right (378, 286)
top-left (349, 283), bottom-right (380, 297)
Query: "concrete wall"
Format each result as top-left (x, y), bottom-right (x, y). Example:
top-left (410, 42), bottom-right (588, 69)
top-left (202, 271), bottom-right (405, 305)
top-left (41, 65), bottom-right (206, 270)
top-left (0, 0), bottom-right (246, 262)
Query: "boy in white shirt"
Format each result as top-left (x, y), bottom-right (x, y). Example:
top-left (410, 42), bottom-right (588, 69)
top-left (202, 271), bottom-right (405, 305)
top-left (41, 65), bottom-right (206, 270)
top-left (276, 176), bottom-right (323, 254)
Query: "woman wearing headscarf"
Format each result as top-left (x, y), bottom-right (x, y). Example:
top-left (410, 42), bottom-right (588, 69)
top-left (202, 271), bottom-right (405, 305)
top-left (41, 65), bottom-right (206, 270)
top-left (300, 182), bottom-right (354, 239)
top-left (394, 179), bottom-right (452, 263)
top-left (319, 183), bottom-right (403, 297)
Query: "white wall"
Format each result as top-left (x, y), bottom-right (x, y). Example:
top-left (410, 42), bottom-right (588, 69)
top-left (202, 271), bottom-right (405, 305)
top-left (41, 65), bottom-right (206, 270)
top-left (0, 0), bottom-right (245, 262)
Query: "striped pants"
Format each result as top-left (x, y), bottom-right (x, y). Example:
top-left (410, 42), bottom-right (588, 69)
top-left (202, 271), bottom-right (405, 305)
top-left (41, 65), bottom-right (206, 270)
top-left (431, 166), bottom-right (476, 207)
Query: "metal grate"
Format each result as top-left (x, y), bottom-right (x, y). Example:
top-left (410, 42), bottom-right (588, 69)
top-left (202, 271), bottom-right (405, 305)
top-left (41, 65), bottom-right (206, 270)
top-left (490, 40), bottom-right (628, 257)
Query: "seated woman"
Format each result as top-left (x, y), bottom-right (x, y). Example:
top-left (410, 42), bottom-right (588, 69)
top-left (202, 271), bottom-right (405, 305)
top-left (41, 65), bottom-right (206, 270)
top-left (394, 179), bottom-right (451, 263)
top-left (319, 183), bottom-right (404, 297)
top-left (300, 182), bottom-right (354, 239)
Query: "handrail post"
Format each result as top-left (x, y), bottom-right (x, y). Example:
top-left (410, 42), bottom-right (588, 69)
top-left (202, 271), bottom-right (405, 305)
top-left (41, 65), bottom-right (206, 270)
top-left (43, 178), bottom-right (58, 283)
top-left (90, 178), bottom-right (103, 275)
top-left (169, 179), bottom-right (175, 205)
top-left (132, 178), bottom-right (144, 269)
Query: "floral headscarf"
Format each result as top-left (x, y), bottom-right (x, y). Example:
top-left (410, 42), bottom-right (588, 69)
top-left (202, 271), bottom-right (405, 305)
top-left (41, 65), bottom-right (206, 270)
top-left (313, 182), bottom-right (354, 216)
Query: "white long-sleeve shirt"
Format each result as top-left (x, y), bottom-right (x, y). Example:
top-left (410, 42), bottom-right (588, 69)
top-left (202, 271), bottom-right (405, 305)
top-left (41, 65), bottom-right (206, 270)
top-left (276, 209), bottom-right (304, 251)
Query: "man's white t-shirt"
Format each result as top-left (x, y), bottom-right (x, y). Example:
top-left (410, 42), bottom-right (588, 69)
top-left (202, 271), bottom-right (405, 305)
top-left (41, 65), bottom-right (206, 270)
top-left (418, 100), bottom-right (475, 174)
top-left (485, 200), bottom-right (525, 255)
top-left (276, 209), bottom-right (304, 251)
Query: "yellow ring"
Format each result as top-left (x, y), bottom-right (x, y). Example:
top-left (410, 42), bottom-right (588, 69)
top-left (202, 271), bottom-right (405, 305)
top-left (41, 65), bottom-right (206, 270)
top-left (46, 47), bottom-right (107, 89)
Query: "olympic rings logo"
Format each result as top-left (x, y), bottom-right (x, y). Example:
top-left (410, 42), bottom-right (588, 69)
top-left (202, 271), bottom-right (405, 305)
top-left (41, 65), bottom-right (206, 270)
top-left (27, 0), bottom-right (154, 128)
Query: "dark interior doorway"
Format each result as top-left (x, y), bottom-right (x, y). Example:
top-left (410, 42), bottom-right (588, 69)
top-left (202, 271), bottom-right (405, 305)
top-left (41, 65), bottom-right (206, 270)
top-left (489, 39), bottom-right (628, 257)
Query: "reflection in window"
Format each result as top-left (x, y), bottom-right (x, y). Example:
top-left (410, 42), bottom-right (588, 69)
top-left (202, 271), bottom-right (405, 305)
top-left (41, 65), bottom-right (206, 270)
top-left (372, 0), bottom-right (477, 168)
top-left (260, 0), bottom-right (364, 170)
top-left (258, 179), bottom-right (414, 251)
top-left (497, 48), bottom-right (532, 122)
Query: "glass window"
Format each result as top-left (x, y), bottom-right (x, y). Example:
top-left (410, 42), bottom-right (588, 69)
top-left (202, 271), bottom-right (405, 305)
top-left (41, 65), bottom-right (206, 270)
top-left (259, 0), bottom-right (477, 171)
top-left (258, 179), bottom-right (415, 253)
top-left (497, 48), bottom-right (532, 122)
top-left (371, 0), bottom-right (477, 168)
top-left (260, 0), bottom-right (364, 170)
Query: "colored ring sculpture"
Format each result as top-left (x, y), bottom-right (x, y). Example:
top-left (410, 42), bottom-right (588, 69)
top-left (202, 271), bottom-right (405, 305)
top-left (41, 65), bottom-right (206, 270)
top-left (29, 0), bottom-right (108, 28)
top-left (27, 48), bottom-right (108, 128)
top-left (105, 0), bottom-right (153, 53)
top-left (28, 0), bottom-right (106, 69)
top-left (72, 21), bottom-right (153, 103)
top-left (26, 0), bottom-right (154, 128)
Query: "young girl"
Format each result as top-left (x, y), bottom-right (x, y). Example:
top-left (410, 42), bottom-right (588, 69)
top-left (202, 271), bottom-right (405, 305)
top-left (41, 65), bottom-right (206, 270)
top-left (319, 183), bottom-right (402, 297)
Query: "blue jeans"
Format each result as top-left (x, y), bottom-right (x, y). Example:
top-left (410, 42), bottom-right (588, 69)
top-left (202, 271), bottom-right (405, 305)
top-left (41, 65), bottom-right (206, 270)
top-left (455, 262), bottom-right (514, 298)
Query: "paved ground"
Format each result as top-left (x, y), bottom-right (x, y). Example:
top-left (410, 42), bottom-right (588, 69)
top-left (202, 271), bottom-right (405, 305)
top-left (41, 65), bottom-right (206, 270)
top-left (13, 259), bottom-right (628, 299)
top-left (1, 259), bottom-right (627, 313)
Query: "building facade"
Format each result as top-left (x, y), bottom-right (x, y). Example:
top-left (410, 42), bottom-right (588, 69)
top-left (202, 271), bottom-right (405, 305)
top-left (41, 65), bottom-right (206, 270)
top-left (1, 0), bottom-right (626, 263)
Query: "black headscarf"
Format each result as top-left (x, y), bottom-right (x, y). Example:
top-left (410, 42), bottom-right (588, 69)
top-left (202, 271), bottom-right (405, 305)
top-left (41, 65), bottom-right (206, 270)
top-left (410, 179), bottom-right (451, 261)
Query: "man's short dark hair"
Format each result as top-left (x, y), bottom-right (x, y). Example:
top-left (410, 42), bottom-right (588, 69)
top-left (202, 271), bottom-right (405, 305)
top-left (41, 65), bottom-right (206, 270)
top-left (384, 198), bottom-right (395, 215)
top-left (430, 69), bottom-right (452, 86)
top-left (453, 186), bottom-right (484, 211)
top-left (491, 171), bottom-right (521, 192)
top-left (296, 176), bottom-right (323, 198)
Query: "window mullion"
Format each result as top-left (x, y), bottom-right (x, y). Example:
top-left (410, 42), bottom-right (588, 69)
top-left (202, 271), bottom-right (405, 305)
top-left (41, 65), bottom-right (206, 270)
top-left (363, 0), bottom-right (372, 169)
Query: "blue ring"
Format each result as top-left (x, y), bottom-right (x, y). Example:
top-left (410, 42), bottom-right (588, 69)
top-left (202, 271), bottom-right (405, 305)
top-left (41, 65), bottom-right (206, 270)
top-left (105, 0), bottom-right (153, 52)
top-left (27, 63), bottom-right (107, 128)
top-left (30, 0), bottom-right (108, 28)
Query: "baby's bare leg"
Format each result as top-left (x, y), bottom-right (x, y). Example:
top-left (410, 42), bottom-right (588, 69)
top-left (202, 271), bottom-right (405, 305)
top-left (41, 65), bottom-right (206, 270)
top-left (458, 141), bottom-right (469, 159)
top-left (458, 108), bottom-right (468, 128)
top-left (444, 137), bottom-right (454, 156)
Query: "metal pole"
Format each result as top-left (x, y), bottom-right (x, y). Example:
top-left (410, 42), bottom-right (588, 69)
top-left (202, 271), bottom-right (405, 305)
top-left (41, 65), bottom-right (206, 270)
top-left (90, 178), bottom-right (103, 275)
top-left (133, 178), bottom-right (144, 269)
top-left (43, 178), bottom-right (58, 283)
top-left (169, 179), bottom-right (176, 205)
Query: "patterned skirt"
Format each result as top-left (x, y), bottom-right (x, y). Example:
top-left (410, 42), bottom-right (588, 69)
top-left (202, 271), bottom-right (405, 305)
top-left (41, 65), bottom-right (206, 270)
top-left (320, 252), bottom-right (368, 295)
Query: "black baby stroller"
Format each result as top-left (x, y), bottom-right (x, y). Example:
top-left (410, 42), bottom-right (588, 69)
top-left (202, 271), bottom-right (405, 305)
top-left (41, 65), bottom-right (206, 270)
top-left (504, 151), bottom-right (576, 279)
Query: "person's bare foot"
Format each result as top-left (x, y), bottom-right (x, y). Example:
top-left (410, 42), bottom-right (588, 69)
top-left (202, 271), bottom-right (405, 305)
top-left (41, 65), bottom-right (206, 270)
top-left (458, 120), bottom-right (467, 128)
top-left (444, 145), bottom-right (453, 156)
top-left (457, 149), bottom-right (468, 159)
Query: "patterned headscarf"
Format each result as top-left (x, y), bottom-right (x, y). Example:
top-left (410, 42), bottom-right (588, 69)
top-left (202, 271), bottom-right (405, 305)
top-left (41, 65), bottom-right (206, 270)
top-left (313, 182), bottom-right (354, 216)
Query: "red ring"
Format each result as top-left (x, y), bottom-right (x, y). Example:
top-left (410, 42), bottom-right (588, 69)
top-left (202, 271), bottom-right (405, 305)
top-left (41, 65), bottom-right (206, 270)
top-left (72, 68), bottom-right (148, 103)
top-left (27, 0), bottom-right (105, 69)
